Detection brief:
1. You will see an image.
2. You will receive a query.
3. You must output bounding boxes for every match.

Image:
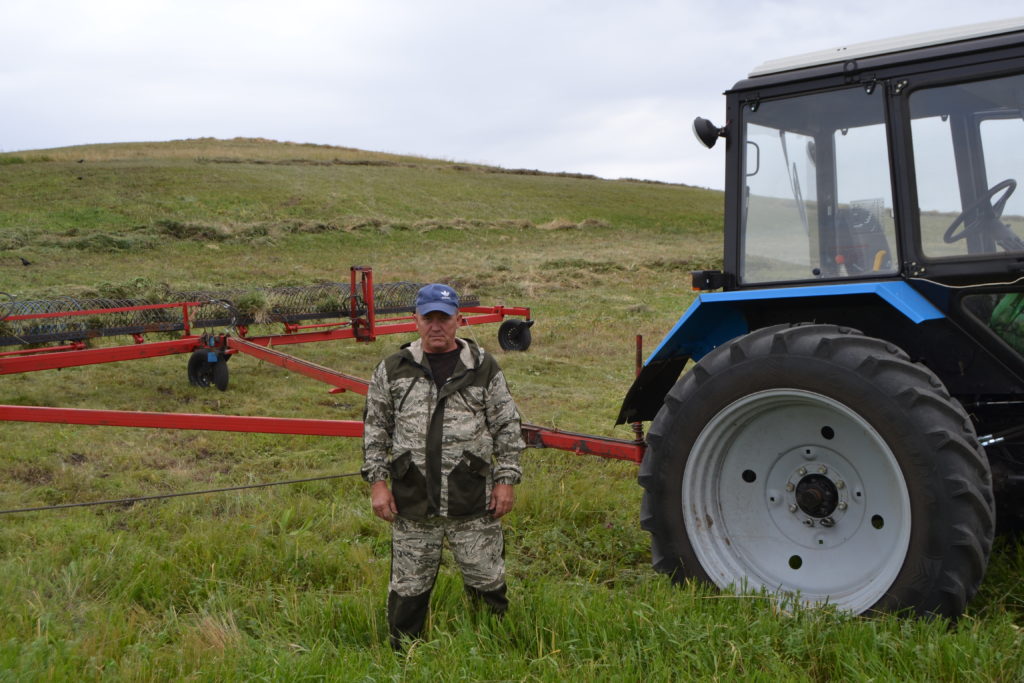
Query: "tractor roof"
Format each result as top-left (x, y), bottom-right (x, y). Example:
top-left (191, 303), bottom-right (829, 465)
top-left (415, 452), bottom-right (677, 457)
top-left (749, 17), bottom-right (1024, 78)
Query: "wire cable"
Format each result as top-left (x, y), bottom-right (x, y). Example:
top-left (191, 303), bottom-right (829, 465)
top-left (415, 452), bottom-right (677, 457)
top-left (909, 274), bottom-right (1024, 290)
top-left (0, 470), bottom-right (362, 516)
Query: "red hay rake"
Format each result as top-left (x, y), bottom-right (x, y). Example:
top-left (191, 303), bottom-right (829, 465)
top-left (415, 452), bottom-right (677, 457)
top-left (0, 267), bottom-right (645, 465)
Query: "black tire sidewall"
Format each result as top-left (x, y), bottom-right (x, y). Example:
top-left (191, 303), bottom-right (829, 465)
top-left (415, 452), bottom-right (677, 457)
top-left (498, 320), bottom-right (531, 351)
top-left (187, 349), bottom-right (213, 387)
top-left (213, 356), bottom-right (229, 391)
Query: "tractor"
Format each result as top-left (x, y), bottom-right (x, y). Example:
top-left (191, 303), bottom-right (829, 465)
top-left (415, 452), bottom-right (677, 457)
top-left (616, 18), bottom-right (1024, 618)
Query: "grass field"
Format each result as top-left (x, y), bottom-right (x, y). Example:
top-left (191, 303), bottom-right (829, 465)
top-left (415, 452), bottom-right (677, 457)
top-left (1, 139), bottom-right (1023, 680)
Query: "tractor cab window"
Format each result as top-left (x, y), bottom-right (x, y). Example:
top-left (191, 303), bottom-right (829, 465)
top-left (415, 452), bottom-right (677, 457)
top-left (740, 86), bottom-right (897, 285)
top-left (910, 74), bottom-right (1024, 260)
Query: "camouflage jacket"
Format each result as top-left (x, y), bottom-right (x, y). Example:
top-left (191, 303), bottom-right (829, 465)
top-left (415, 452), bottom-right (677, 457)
top-left (361, 337), bottom-right (524, 520)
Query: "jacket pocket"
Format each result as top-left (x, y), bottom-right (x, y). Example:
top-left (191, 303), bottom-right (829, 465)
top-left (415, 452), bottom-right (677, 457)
top-left (447, 451), bottom-right (490, 517)
top-left (389, 451), bottom-right (428, 519)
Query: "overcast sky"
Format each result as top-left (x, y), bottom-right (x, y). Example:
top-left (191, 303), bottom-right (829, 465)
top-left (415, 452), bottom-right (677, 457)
top-left (2, 1), bottom-right (1022, 189)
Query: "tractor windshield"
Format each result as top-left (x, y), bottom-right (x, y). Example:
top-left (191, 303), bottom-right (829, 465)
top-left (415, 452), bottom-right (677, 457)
top-left (740, 86), bottom-right (897, 285)
top-left (909, 74), bottom-right (1024, 260)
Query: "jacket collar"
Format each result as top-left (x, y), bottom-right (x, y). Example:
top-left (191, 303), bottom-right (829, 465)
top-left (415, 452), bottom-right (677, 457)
top-left (402, 337), bottom-right (483, 370)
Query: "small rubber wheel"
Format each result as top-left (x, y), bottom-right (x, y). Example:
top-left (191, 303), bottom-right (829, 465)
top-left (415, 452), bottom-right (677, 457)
top-left (213, 355), bottom-right (229, 391)
top-left (187, 349), bottom-right (214, 387)
top-left (497, 319), bottom-right (533, 351)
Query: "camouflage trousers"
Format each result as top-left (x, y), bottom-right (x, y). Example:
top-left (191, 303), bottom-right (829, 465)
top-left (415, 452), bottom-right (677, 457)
top-left (390, 514), bottom-right (505, 597)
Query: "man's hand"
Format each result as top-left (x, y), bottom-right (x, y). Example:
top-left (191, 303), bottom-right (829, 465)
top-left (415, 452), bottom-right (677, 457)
top-left (488, 483), bottom-right (515, 518)
top-left (370, 480), bottom-right (397, 522)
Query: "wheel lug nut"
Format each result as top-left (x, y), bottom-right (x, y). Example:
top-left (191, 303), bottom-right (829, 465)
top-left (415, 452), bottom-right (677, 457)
top-left (836, 480), bottom-right (845, 489)
top-left (797, 467), bottom-right (807, 476)
top-left (837, 501), bottom-right (847, 511)
top-left (789, 504), bottom-right (798, 513)
top-left (817, 465), bottom-right (828, 474)
top-left (785, 482), bottom-right (795, 492)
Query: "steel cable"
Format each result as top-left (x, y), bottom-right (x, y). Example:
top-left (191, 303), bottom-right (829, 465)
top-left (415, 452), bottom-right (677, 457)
top-left (0, 470), bottom-right (362, 516)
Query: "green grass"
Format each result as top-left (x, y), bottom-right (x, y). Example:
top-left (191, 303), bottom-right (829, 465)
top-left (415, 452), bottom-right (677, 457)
top-left (1, 139), bottom-right (1023, 680)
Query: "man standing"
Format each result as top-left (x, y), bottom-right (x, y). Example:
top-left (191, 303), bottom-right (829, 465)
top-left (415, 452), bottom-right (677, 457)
top-left (362, 283), bottom-right (525, 649)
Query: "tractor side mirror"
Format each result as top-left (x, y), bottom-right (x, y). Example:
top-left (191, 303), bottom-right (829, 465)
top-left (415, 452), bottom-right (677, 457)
top-left (693, 117), bottom-right (726, 149)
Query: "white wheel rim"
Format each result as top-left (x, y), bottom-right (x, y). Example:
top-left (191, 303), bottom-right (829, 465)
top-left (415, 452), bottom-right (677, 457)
top-left (682, 388), bottom-right (911, 613)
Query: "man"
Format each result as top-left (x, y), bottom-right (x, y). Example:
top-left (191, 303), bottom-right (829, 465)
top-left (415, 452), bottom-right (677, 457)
top-left (361, 283), bottom-right (525, 649)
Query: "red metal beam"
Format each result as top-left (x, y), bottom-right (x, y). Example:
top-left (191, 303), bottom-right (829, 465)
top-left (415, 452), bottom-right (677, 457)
top-left (460, 305), bottom-right (531, 319)
top-left (0, 405), bottom-right (363, 437)
top-left (242, 308), bottom-right (522, 347)
top-left (247, 326), bottom-right (365, 346)
top-left (4, 301), bottom-right (200, 322)
top-left (0, 405), bottom-right (644, 463)
top-left (227, 337), bottom-right (370, 394)
top-left (0, 342), bottom-right (85, 357)
top-left (521, 424), bottom-right (645, 463)
top-left (351, 265), bottom-right (375, 341)
top-left (0, 338), bottom-right (201, 375)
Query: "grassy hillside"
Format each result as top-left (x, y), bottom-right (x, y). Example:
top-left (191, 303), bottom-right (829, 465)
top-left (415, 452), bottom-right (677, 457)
top-left (1, 139), bottom-right (1023, 680)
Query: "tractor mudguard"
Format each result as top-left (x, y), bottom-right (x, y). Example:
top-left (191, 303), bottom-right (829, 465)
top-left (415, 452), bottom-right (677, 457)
top-left (616, 281), bottom-right (944, 424)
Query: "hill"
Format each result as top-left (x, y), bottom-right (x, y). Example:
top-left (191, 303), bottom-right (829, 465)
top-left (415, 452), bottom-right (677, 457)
top-left (0, 138), bottom-right (722, 298)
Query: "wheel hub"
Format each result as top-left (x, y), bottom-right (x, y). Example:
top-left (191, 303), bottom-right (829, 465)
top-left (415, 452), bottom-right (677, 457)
top-left (795, 473), bottom-right (838, 518)
top-left (774, 450), bottom-right (857, 533)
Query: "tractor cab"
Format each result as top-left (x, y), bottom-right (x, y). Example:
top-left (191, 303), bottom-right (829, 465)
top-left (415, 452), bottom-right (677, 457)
top-left (691, 18), bottom-right (1024, 365)
top-left (703, 18), bottom-right (1024, 288)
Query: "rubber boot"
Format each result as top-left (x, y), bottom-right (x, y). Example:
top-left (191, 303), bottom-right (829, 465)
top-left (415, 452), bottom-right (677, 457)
top-left (387, 589), bottom-right (431, 651)
top-left (465, 583), bottom-right (508, 616)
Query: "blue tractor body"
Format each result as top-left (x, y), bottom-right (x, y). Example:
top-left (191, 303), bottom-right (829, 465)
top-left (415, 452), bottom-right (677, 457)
top-left (649, 281), bottom-right (943, 363)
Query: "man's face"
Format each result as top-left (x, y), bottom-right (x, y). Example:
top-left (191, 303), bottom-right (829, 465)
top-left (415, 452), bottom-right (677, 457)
top-left (415, 310), bottom-right (462, 353)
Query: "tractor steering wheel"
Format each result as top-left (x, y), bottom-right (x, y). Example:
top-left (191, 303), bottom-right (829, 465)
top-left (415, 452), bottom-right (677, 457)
top-left (943, 178), bottom-right (1017, 244)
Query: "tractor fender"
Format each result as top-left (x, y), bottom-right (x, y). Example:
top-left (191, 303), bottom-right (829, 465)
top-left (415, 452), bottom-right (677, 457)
top-left (616, 281), bottom-right (944, 424)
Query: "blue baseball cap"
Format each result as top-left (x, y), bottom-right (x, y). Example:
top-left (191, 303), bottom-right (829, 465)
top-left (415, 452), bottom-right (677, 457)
top-left (415, 283), bottom-right (460, 316)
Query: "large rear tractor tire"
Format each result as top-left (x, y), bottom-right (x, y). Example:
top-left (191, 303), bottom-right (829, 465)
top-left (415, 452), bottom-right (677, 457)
top-left (638, 324), bottom-right (994, 618)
